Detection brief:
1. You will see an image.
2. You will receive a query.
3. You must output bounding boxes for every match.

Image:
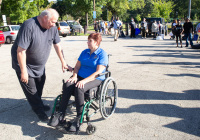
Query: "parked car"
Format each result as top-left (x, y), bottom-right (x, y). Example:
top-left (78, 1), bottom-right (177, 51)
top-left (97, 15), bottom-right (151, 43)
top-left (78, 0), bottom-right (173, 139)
top-left (0, 31), bottom-right (5, 47)
top-left (0, 25), bottom-right (20, 44)
top-left (67, 20), bottom-right (84, 34)
top-left (145, 17), bottom-right (168, 36)
top-left (56, 21), bottom-right (70, 37)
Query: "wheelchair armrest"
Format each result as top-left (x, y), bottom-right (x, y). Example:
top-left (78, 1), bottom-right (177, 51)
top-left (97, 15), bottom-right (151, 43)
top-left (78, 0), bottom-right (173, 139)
top-left (98, 71), bottom-right (111, 77)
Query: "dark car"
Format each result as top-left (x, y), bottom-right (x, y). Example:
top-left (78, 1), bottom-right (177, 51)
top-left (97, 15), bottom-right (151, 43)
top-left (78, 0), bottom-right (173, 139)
top-left (145, 17), bottom-right (168, 36)
top-left (0, 31), bottom-right (5, 47)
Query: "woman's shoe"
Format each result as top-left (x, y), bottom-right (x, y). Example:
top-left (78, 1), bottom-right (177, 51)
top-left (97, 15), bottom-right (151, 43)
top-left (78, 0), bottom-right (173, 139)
top-left (68, 117), bottom-right (80, 132)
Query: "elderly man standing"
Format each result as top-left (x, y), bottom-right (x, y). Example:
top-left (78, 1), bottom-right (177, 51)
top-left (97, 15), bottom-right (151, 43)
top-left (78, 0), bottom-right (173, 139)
top-left (11, 8), bottom-right (72, 121)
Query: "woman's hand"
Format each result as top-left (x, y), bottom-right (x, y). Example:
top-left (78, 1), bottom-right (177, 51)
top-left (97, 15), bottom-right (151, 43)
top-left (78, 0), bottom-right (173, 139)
top-left (75, 80), bottom-right (87, 89)
top-left (67, 76), bottom-right (78, 83)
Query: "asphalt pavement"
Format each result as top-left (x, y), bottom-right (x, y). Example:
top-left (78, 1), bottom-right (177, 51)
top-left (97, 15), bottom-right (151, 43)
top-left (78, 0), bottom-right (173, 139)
top-left (0, 34), bottom-right (200, 140)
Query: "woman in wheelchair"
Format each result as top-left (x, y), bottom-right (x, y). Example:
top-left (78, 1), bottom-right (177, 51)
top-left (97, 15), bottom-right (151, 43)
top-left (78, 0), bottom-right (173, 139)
top-left (49, 33), bottom-right (108, 132)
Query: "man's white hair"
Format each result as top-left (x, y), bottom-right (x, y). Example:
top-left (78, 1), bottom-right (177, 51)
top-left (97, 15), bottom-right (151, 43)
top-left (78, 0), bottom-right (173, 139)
top-left (40, 8), bottom-right (59, 19)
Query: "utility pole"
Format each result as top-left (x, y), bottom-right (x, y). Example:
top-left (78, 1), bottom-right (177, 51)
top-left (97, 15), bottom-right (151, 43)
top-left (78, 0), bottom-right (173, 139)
top-left (94, 0), bottom-right (95, 23)
top-left (188, 0), bottom-right (191, 19)
top-left (93, 0), bottom-right (96, 28)
top-left (94, 0), bottom-right (95, 11)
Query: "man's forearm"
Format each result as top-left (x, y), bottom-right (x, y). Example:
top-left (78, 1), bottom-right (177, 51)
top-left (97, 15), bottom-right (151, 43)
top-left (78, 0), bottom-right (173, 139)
top-left (17, 47), bottom-right (27, 74)
top-left (54, 43), bottom-right (66, 64)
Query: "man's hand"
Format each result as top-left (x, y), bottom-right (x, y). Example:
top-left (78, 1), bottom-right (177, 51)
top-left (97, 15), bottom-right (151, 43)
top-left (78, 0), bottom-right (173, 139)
top-left (21, 72), bottom-right (28, 84)
top-left (62, 64), bottom-right (73, 72)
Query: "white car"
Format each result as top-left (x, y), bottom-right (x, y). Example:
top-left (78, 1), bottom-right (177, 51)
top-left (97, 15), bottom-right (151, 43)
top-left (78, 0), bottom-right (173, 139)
top-left (56, 21), bottom-right (70, 37)
top-left (0, 25), bottom-right (20, 44)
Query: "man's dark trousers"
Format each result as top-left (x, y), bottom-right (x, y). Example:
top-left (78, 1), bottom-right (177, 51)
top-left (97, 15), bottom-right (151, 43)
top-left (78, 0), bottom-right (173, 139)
top-left (16, 72), bottom-right (46, 113)
top-left (131, 29), bottom-right (135, 38)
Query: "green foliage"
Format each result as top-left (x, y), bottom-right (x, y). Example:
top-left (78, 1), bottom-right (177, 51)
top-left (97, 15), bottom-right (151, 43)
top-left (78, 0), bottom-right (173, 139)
top-left (1, 0), bottom-right (50, 24)
top-left (151, 0), bottom-right (174, 21)
top-left (1, 0), bottom-right (199, 26)
top-left (105, 0), bottom-right (145, 17)
top-left (135, 14), bottom-right (141, 22)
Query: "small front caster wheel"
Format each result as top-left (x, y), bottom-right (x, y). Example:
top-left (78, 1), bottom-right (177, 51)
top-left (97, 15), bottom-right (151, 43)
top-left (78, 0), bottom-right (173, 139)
top-left (86, 124), bottom-right (96, 135)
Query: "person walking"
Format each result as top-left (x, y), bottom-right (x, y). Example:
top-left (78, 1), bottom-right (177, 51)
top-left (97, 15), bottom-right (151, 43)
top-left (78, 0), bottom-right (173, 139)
top-left (100, 20), bottom-right (105, 34)
top-left (11, 8), bottom-right (73, 122)
top-left (172, 20), bottom-right (177, 39)
top-left (94, 21), bottom-right (99, 33)
top-left (196, 22), bottom-right (200, 43)
top-left (113, 17), bottom-right (122, 41)
top-left (174, 20), bottom-right (183, 48)
top-left (141, 18), bottom-right (148, 39)
top-left (105, 21), bottom-right (108, 35)
top-left (183, 18), bottom-right (193, 47)
top-left (129, 17), bottom-right (136, 38)
top-left (157, 21), bottom-right (163, 36)
top-left (152, 20), bottom-right (158, 39)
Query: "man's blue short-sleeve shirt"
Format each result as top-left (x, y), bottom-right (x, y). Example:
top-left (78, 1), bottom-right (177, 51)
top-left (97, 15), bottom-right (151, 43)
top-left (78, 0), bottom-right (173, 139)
top-left (78, 47), bottom-right (108, 81)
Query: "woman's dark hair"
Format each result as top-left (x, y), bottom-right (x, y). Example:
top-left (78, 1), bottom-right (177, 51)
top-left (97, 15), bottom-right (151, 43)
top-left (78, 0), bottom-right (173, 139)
top-left (88, 33), bottom-right (102, 46)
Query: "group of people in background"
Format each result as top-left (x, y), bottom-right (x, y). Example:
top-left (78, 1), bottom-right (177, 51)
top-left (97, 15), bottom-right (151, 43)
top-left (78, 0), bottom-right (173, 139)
top-left (94, 16), bottom-right (122, 41)
top-left (171, 18), bottom-right (196, 48)
top-left (94, 16), bottom-right (200, 48)
top-left (94, 20), bottom-right (111, 35)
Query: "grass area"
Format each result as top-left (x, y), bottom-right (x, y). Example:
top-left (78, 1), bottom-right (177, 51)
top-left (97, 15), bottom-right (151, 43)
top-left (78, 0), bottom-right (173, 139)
top-left (76, 32), bottom-right (90, 36)
top-left (87, 25), bottom-right (95, 31)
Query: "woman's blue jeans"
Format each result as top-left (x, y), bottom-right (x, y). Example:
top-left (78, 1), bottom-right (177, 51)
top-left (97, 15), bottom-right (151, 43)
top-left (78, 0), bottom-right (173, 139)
top-left (185, 33), bottom-right (193, 47)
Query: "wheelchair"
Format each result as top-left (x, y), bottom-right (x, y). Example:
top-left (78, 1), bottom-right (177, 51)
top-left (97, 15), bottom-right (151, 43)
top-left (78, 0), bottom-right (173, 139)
top-left (48, 55), bottom-right (118, 135)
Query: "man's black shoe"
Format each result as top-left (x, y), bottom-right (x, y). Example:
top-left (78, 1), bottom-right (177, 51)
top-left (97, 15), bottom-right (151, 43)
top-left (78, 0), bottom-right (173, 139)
top-left (44, 105), bottom-right (50, 112)
top-left (185, 46), bottom-right (188, 47)
top-left (36, 111), bottom-right (48, 122)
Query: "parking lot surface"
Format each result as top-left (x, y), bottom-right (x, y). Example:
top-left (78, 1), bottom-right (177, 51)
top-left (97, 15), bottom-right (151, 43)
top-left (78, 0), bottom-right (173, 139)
top-left (0, 35), bottom-right (200, 140)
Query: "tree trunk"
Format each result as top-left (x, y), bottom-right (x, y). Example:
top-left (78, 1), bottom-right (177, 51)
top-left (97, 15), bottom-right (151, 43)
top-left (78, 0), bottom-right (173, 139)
top-left (86, 12), bottom-right (88, 27)
top-left (0, 0), bottom-right (2, 12)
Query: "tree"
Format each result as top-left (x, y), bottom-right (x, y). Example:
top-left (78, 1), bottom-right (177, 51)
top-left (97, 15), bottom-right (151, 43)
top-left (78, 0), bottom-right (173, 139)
top-left (105, 0), bottom-right (144, 17)
top-left (151, 0), bottom-right (174, 21)
top-left (52, 0), bottom-right (69, 21)
top-left (1, 0), bottom-right (50, 24)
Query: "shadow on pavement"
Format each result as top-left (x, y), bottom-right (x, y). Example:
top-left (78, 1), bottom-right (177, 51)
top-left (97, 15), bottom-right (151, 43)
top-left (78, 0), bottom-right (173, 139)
top-left (118, 61), bottom-right (200, 67)
top-left (166, 73), bottom-right (200, 78)
top-left (116, 89), bottom-right (200, 137)
top-left (134, 52), bottom-right (200, 60)
top-left (0, 98), bottom-right (66, 139)
top-left (0, 96), bottom-right (104, 138)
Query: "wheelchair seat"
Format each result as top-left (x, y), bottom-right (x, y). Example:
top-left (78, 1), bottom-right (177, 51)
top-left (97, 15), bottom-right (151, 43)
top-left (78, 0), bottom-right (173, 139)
top-left (85, 86), bottom-right (99, 100)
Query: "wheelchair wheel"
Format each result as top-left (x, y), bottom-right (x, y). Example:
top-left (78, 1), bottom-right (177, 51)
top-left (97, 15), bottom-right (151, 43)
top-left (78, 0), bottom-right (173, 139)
top-left (86, 124), bottom-right (96, 135)
top-left (99, 77), bottom-right (118, 119)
